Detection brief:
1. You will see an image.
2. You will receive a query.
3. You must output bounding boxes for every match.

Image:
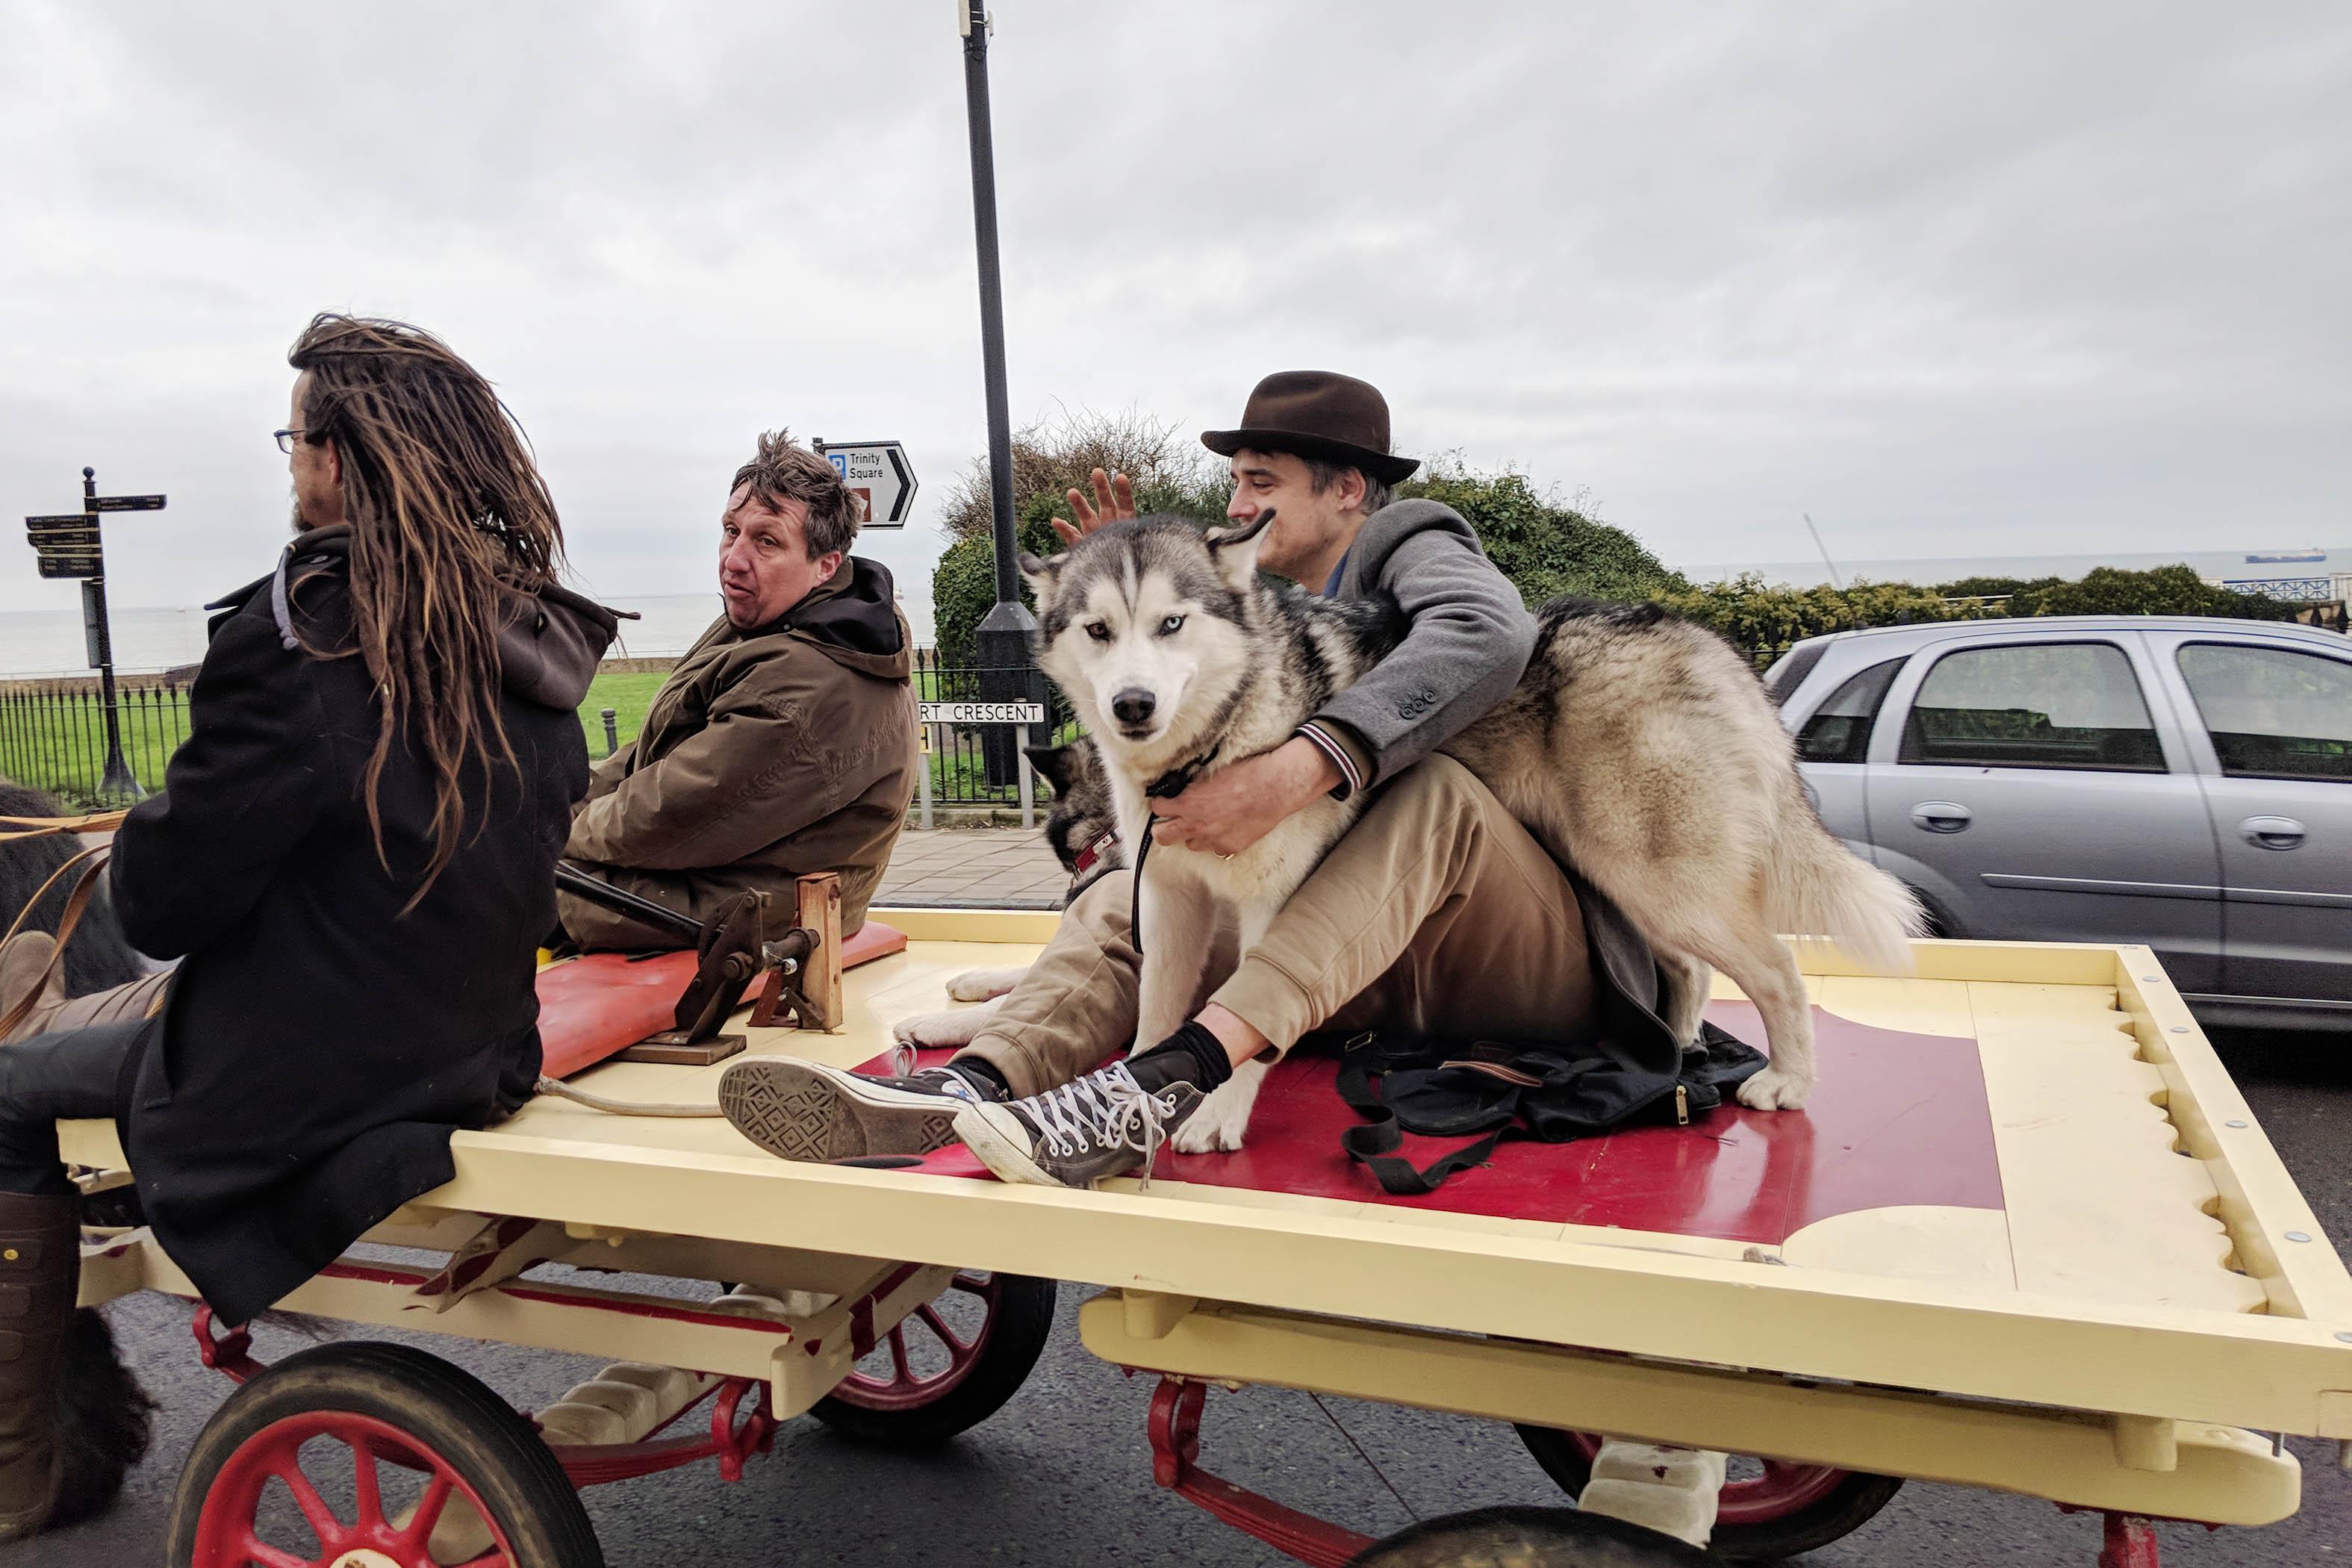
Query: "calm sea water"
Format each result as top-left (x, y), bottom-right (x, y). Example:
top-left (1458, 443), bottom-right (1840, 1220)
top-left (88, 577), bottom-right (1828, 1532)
top-left (2, 544), bottom-right (2338, 679)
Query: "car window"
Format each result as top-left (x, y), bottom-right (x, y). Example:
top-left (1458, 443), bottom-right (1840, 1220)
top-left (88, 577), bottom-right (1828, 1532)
top-left (1763, 643), bottom-right (1827, 702)
top-left (1899, 642), bottom-right (2164, 772)
top-left (2176, 644), bottom-right (2352, 782)
top-left (1796, 658), bottom-right (1905, 764)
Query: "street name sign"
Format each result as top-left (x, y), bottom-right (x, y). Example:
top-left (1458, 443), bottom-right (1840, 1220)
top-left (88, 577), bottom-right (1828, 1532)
top-left (39, 556), bottom-right (101, 581)
top-left (812, 440), bottom-right (916, 528)
top-left (87, 494), bottom-right (167, 512)
top-left (920, 700), bottom-right (1044, 725)
top-left (27, 524), bottom-right (102, 548)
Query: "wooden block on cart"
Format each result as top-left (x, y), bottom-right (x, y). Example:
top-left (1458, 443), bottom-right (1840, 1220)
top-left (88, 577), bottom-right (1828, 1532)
top-left (750, 872), bottom-right (846, 1032)
top-left (615, 1031), bottom-right (747, 1066)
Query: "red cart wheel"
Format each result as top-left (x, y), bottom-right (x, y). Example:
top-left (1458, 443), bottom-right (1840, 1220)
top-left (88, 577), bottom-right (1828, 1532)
top-left (1513, 1426), bottom-right (1902, 1561)
top-left (167, 1341), bottom-right (601, 1568)
top-left (809, 1270), bottom-right (1055, 1446)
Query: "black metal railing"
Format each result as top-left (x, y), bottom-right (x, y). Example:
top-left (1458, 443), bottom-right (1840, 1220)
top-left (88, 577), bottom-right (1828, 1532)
top-left (0, 643), bottom-right (1798, 814)
top-left (0, 681), bottom-right (193, 807)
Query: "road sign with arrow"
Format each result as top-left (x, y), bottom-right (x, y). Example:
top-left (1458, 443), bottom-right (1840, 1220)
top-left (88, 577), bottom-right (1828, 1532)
top-left (812, 439), bottom-right (918, 528)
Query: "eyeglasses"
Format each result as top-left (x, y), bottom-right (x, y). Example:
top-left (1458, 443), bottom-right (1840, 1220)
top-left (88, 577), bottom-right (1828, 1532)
top-left (273, 428), bottom-right (308, 455)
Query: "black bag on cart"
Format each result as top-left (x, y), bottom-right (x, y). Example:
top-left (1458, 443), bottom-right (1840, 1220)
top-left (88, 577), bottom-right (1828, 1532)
top-left (1328, 1024), bottom-right (1767, 1195)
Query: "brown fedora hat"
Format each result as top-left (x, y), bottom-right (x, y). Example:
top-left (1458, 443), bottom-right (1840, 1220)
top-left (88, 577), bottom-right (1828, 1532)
top-left (1201, 370), bottom-right (1420, 486)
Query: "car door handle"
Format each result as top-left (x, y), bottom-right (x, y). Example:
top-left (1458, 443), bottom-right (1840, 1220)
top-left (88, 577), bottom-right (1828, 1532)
top-left (2240, 815), bottom-right (2306, 850)
top-left (1911, 801), bottom-right (1973, 833)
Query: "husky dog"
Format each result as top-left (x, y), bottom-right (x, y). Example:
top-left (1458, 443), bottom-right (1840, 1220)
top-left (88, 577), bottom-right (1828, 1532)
top-left (895, 741), bottom-right (1123, 1048)
top-left (1018, 513), bottom-right (1922, 1152)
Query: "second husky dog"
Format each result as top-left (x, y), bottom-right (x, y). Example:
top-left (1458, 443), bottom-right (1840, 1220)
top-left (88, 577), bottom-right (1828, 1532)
top-left (1021, 512), bottom-right (1922, 1154)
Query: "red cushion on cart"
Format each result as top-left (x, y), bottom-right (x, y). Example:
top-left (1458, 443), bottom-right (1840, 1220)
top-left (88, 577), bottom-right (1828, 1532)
top-left (538, 951), bottom-right (700, 1081)
top-left (537, 921), bottom-right (908, 1081)
top-left (865, 1002), bottom-right (2006, 1245)
top-left (841, 921), bottom-right (908, 965)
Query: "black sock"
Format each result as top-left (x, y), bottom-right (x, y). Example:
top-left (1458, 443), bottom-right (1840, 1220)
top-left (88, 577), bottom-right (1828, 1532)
top-left (945, 1058), bottom-right (1012, 1101)
top-left (1126, 1021), bottom-right (1235, 1094)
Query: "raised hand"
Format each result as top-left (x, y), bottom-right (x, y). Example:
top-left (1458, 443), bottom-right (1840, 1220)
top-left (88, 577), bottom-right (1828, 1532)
top-left (1054, 468), bottom-right (1137, 545)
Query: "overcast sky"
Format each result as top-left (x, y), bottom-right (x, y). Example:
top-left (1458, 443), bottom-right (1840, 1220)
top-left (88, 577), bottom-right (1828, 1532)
top-left (2, 1), bottom-right (2345, 627)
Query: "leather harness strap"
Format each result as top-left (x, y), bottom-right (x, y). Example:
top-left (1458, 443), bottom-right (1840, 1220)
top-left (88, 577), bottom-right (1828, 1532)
top-left (1127, 746), bottom-right (1220, 958)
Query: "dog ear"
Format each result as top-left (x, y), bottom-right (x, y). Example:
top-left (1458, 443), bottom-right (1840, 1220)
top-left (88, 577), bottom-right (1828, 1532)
top-left (1203, 508), bottom-right (1274, 586)
top-left (1015, 550), bottom-right (1065, 605)
top-left (1023, 744), bottom-right (1075, 794)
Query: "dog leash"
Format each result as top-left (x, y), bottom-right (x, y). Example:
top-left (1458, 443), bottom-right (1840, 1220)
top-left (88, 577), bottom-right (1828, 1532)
top-left (1127, 746), bottom-right (1219, 957)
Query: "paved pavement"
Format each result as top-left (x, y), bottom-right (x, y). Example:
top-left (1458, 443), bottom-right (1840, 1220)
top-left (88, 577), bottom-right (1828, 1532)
top-left (875, 826), bottom-right (1070, 909)
top-left (16, 1027), bottom-right (2351, 1567)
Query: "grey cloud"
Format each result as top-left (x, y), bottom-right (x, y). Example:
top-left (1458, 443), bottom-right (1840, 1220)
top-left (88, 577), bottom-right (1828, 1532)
top-left (1, 0), bottom-right (2345, 636)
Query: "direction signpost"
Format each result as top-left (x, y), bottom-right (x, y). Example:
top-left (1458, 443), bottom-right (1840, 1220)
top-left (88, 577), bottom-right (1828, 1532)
top-left (812, 439), bottom-right (917, 529)
top-left (20, 467), bottom-right (166, 798)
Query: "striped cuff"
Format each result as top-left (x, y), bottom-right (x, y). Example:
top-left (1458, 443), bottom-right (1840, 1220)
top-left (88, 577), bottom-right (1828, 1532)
top-left (1294, 721), bottom-right (1366, 801)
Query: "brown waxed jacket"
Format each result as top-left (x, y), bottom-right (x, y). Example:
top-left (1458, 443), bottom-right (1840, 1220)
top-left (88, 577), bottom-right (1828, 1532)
top-left (559, 556), bottom-right (917, 948)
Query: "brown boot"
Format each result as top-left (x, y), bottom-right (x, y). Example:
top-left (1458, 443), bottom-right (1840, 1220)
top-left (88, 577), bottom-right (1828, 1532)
top-left (0, 935), bottom-right (63, 1045)
top-left (0, 1192), bottom-right (76, 1540)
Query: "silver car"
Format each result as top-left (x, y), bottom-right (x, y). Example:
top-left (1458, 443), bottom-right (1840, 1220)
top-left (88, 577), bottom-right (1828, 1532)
top-left (1765, 616), bottom-right (2352, 1030)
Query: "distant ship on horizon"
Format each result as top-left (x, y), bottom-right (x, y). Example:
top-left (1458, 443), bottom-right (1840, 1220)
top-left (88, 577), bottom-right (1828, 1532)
top-left (2246, 549), bottom-right (2326, 564)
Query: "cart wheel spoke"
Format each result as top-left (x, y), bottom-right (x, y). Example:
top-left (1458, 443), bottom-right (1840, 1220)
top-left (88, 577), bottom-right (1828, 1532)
top-left (947, 1270), bottom-right (994, 1299)
top-left (272, 1453), bottom-right (344, 1546)
top-left (236, 1534), bottom-right (316, 1568)
top-left (886, 1325), bottom-right (912, 1387)
top-left (400, 1469), bottom-right (456, 1546)
top-left (916, 1304), bottom-right (971, 1355)
top-left (344, 1433), bottom-right (384, 1530)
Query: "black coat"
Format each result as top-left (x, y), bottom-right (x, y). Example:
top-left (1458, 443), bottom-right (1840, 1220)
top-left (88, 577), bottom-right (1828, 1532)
top-left (108, 528), bottom-right (614, 1325)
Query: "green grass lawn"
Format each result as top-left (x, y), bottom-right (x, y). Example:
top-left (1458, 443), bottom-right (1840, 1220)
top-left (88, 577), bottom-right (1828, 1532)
top-left (579, 671), bottom-right (668, 759)
top-left (0, 665), bottom-right (1067, 810)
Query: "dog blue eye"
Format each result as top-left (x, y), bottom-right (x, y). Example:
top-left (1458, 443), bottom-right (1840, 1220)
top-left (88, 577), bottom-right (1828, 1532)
top-left (1159, 615), bottom-right (1185, 635)
top-left (1085, 621), bottom-right (1111, 642)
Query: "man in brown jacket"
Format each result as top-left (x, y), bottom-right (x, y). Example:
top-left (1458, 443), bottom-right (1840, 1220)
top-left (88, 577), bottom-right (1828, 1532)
top-left (558, 431), bottom-right (918, 948)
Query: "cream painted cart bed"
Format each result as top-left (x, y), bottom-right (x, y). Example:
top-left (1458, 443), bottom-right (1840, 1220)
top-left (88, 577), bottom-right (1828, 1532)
top-left (62, 910), bottom-right (2352, 1567)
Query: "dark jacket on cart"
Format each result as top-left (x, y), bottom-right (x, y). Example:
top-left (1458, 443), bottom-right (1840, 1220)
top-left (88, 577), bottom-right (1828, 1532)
top-left (108, 528), bottom-right (615, 1325)
top-left (558, 556), bottom-right (917, 948)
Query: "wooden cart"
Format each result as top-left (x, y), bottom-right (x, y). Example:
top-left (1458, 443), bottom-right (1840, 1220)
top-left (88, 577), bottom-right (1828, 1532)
top-left (63, 912), bottom-right (2352, 1567)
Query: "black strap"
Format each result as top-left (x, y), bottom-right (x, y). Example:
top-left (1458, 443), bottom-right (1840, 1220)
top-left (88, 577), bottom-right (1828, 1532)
top-left (1125, 746), bottom-right (1220, 959)
top-left (1332, 1032), bottom-right (1529, 1196)
top-left (1341, 1116), bottom-right (1524, 1197)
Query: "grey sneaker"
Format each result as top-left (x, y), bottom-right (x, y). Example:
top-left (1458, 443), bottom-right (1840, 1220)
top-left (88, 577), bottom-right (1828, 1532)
top-left (719, 1054), bottom-right (1003, 1163)
top-left (951, 1063), bottom-right (1203, 1189)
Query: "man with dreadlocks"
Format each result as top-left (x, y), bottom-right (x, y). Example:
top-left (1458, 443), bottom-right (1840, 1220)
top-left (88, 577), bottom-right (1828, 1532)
top-left (554, 429), bottom-right (917, 949)
top-left (0, 314), bottom-right (617, 1540)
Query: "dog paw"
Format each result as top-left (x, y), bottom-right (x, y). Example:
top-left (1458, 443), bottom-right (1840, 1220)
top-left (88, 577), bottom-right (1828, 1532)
top-left (1172, 1084), bottom-right (1253, 1154)
top-left (946, 967), bottom-right (1022, 1003)
top-left (891, 1007), bottom-right (989, 1049)
top-left (1736, 1066), bottom-right (1814, 1111)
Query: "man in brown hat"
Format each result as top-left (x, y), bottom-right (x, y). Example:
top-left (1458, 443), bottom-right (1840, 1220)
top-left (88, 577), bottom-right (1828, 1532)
top-left (721, 372), bottom-right (1673, 1188)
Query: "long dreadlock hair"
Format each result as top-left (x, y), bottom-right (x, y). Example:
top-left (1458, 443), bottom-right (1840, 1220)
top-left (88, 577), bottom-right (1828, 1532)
top-left (287, 314), bottom-right (566, 903)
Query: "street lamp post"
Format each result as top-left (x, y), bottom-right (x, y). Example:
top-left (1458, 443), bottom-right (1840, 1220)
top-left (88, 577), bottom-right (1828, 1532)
top-left (959, 0), bottom-right (1042, 784)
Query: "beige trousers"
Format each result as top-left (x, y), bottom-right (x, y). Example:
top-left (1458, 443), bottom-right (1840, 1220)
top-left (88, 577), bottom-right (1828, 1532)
top-left (958, 756), bottom-right (1599, 1098)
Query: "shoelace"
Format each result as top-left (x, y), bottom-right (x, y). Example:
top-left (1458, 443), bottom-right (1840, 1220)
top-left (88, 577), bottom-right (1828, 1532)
top-left (888, 1040), bottom-right (918, 1079)
top-left (1021, 1065), bottom-right (1181, 1185)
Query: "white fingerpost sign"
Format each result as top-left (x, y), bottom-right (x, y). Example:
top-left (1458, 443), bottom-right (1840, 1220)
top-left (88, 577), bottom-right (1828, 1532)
top-left (913, 700), bottom-right (1048, 830)
top-left (812, 439), bottom-right (918, 528)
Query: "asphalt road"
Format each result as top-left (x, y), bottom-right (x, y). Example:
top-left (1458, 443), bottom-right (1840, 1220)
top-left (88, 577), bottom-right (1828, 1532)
top-left (13, 1027), bottom-right (2350, 1568)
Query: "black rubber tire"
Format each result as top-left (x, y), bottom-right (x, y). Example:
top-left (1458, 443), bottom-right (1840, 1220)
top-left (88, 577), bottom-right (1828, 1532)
top-left (165, 1340), bottom-right (603, 1568)
top-left (807, 1272), bottom-right (1057, 1446)
top-left (1351, 1505), bottom-right (1708, 1567)
top-left (1515, 1425), bottom-right (1903, 1561)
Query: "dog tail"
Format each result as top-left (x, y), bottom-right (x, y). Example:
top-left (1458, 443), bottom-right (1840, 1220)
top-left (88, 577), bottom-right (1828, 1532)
top-left (1770, 822), bottom-right (1927, 976)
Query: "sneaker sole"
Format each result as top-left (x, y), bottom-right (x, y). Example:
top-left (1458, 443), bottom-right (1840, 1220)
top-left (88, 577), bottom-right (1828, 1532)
top-left (951, 1101), bottom-right (1068, 1187)
top-left (718, 1059), bottom-right (962, 1163)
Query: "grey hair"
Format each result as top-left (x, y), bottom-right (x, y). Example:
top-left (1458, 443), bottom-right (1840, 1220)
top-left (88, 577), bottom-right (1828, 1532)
top-left (1302, 458), bottom-right (1393, 517)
